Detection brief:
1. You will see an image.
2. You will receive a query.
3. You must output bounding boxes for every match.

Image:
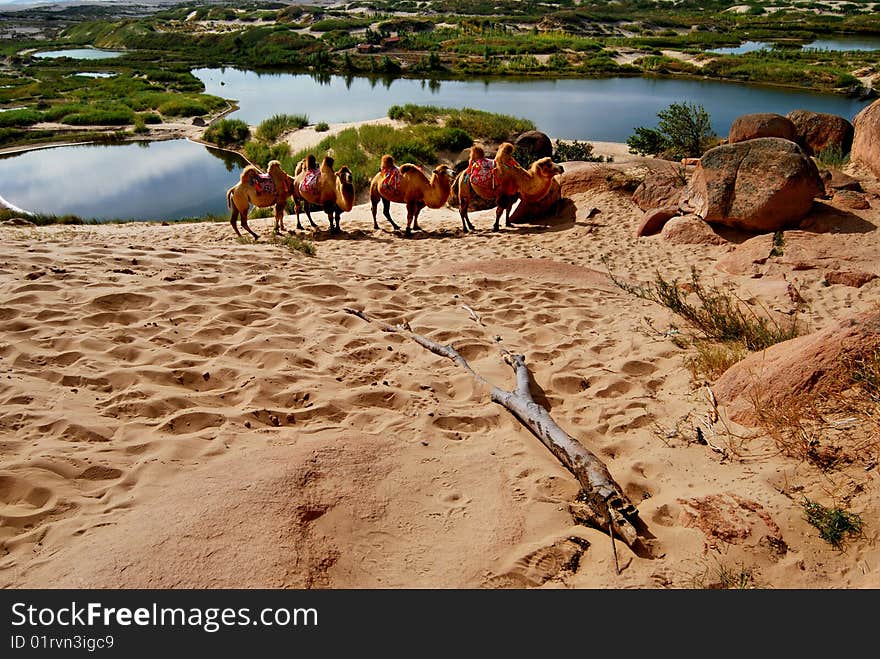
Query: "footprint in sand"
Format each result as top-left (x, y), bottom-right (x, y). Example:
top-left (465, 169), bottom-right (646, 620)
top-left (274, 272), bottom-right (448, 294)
top-left (0, 473), bottom-right (58, 527)
top-left (482, 537), bottom-right (590, 588)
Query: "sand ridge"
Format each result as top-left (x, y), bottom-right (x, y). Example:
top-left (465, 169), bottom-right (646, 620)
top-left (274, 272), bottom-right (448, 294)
top-left (1, 177), bottom-right (878, 588)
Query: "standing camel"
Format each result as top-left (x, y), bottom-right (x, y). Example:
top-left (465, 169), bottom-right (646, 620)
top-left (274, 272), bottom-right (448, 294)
top-left (226, 160), bottom-right (293, 240)
top-left (369, 155), bottom-right (453, 235)
top-left (453, 142), bottom-right (564, 233)
top-left (292, 154), bottom-right (351, 234)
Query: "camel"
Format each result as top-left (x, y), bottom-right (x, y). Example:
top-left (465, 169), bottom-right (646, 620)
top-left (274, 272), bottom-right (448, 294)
top-left (453, 142), bottom-right (564, 232)
top-left (226, 160), bottom-right (293, 240)
top-left (369, 155), bottom-right (453, 236)
top-left (292, 154), bottom-right (353, 234)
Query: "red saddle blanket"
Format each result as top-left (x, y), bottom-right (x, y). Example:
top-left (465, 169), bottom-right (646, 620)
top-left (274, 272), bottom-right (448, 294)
top-left (466, 158), bottom-right (498, 194)
top-left (299, 169), bottom-right (320, 197)
top-left (250, 173), bottom-right (277, 197)
top-left (379, 166), bottom-right (402, 197)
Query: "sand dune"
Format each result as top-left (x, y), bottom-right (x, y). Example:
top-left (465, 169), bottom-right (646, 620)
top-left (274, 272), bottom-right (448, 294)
top-left (1, 174), bottom-right (878, 589)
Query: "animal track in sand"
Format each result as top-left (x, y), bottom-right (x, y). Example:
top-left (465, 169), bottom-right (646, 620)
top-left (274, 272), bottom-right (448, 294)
top-left (549, 374), bottom-right (590, 394)
top-left (298, 284), bottom-right (350, 299)
top-left (620, 360), bottom-right (658, 376)
top-left (432, 414), bottom-right (499, 433)
top-left (37, 421), bottom-right (111, 443)
top-left (0, 474), bottom-right (58, 527)
top-left (482, 537), bottom-right (589, 588)
top-left (77, 466), bottom-right (123, 481)
top-left (89, 293), bottom-right (154, 311)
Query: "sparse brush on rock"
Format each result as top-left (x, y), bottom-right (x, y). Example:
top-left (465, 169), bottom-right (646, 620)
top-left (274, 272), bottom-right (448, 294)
top-left (605, 262), bottom-right (799, 351)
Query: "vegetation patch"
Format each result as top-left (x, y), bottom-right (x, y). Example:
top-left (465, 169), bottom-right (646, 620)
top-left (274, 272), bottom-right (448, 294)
top-left (204, 118), bottom-right (251, 147)
top-left (802, 498), bottom-right (863, 549)
top-left (255, 113), bottom-right (309, 143)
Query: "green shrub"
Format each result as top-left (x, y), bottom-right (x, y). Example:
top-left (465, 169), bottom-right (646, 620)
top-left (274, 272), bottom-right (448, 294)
top-left (243, 140), bottom-right (291, 168)
top-left (816, 143), bottom-right (849, 168)
top-left (552, 139), bottom-right (610, 162)
top-left (0, 108), bottom-right (42, 128)
top-left (203, 118), bottom-right (250, 147)
top-left (627, 102), bottom-right (716, 159)
top-left (157, 98), bottom-right (210, 117)
top-left (61, 108), bottom-right (135, 126)
top-left (255, 113), bottom-right (309, 143)
top-left (803, 498), bottom-right (863, 549)
top-left (315, 121), bottom-right (330, 132)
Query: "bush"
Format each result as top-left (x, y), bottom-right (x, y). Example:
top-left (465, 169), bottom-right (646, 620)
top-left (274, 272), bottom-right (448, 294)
top-left (627, 102), bottom-right (716, 160)
top-left (803, 498), bottom-right (863, 549)
top-left (255, 113), bottom-right (309, 143)
top-left (244, 141), bottom-right (291, 168)
top-left (0, 108), bottom-right (42, 128)
top-left (552, 139), bottom-right (610, 162)
top-left (315, 121), bottom-right (330, 132)
top-left (157, 99), bottom-right (211, 117)
top-left (816, 144), bottom-right (849, 168)
top-left (204, 118), bottom-right (251, 147)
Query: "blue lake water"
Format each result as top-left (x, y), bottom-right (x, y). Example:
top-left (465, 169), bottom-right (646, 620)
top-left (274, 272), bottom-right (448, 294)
top-left (32, 48), bottom-right (125, 60)
top-left (710, 36), bottom-right (880, 55)
top-left (0, 140), bottom-right (246, 221)
top-left (194, 68), bottom-right (870, 141)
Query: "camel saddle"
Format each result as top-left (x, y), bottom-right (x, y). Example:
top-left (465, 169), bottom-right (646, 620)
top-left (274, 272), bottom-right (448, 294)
top-left (465, 158), bottom-right (499, 196)
top-left (299, 168), bottom-right (320, 197)
top-left (249, 173), bottom-right (277, 197)
top-left (379, 166), bottom-right (402, 197)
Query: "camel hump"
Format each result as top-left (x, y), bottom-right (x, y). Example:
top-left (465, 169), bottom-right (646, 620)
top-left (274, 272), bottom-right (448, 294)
top-left (399, 163), bottom-right (426, 177)
top-left (240, 164), bottom-right (262, 184)
top-left (496, 142), bottom-right (515, 160)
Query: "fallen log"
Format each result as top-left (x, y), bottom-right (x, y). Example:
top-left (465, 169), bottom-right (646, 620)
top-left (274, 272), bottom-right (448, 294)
top-left (343, 307), bottom-right (641, 547)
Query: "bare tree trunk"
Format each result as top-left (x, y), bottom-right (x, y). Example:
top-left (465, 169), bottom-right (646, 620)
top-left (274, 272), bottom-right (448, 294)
top-left (343, 308), bottom-right (641, 547)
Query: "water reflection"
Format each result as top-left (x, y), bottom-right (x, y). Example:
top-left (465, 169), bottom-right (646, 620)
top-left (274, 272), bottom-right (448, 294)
top-left (33, 48), bottom-right (125, 60)
top-left (193, 68), bottom-right (871, 141)
top-left (0, 140), bottom-right (247, 221)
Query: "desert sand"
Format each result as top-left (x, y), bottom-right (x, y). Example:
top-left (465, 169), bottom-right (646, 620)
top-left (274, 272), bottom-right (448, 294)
top-left (0, 152), bottom-right (878, 589)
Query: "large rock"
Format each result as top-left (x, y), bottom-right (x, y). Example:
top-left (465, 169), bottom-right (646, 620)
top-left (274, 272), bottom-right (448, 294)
top-left (683, 138), bottom-right (824, 233)
top-left (786, 109), bottom-right (854, 156)
top-left (631, 169), bottom-right (687, 211)
top-left (637, 205), bottom-right (679, 237)
top-left (713, 311), bottom-right (880, 426)
top-left (728, 113), bottom-right (797, 144)
top-left (514, 131), bottom-right (553, 161)
top-left (660, 215), bottom-right (726, 245)
top-left (851, 98), bottom-right (880, 179)
top-left (832, 189), bottom-right (870, 210)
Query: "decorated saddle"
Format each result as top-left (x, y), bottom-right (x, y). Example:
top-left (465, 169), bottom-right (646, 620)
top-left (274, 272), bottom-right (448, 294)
top-left (250, 173), bottom-right (277, 197)
top-left (379, 165), bottom-right (402, 197)
top-left (299, 168), bottom-right (321, 197)
top-left (465, 157), bottom-right (499, 195)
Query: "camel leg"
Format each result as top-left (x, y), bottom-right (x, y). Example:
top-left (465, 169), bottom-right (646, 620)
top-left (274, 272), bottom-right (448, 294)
top-left (371, 195), bottom-right (380, 230)
top-left (230, 206), bottom-right (242, 238)
top-left (240, 209), bottom-right (259, 241)
top-left (323, 202), bottom-right (338, 234)
top-left (382, 198), bottom-right (400, 231)
top-left (459, 198), bottom-right (471, 233)
top-left (274, 202), bottom-right (286, 234)
top-left (494, 195), bottom-right (514, 232)
top-left (412, 201), bottom-right (425, 232)
top-left (405, 201), bottom-right (415, 238)
top-left (505, 194), bottom-right (519, 228)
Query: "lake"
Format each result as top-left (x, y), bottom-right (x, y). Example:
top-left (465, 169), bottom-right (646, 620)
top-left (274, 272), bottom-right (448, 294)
top-left (193, 69), bottom-right (869, 142)
top-left (1, 71), bottom-right (872, 221)
top-left (32, 47), bottom-right (125, 60)
top-left (710, 36), bottom-right (880, 55)
top-left (0, 140), bottom-right (246, 221)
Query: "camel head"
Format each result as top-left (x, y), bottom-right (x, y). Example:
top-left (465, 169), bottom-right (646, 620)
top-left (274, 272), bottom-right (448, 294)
top-left (267, 160), bottom-right (283, 175)
top-left (381, 154), bottom-right (395, 170)
top-left (495, 142), bottom-right (515, 163)
top-left (469, 143), bottom-right (486, 161)
top-left (531, 156), bottom-right (564, 179)
top-left (306, 154), bottom-right (317, 169)
top-left (336, 165), bottom-right (355, 212)
top-left (433, 164), bottom-right (453, 182)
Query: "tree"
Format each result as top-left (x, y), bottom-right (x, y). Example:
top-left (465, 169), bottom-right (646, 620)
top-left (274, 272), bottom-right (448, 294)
top-left (626, 102), bottom-right (716, 160)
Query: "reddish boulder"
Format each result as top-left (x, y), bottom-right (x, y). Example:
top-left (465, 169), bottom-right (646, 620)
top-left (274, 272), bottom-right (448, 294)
top-left (786, 109), bottom-right (854, 156)
top-left (728, 113), bottom-right (797, 144)
top-left (684, 138), bottom-right (824, 233)
top-left (832, 189), bottom-right (870, 210)
top-left (820, 168), bottom-right (863, 192)
top-left (852, 98), bottom-right (880, 179)
top-left (637, 205), bottom-right (679, 237)
top-left (514, 130), bottom-right (553, 161)
top-left (661, 215), bottom-right (726, 245)
top-left (631, 168), bottom-right (687, 211)
top-left (713, 311), bottom-right (880, 426)
top-left (824, 270), bottom-right (878, 288)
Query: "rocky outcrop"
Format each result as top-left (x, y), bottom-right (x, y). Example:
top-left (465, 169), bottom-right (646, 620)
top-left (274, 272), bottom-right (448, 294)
top-left (713, 311), bottom-right (880, 426)
top-left (514, 131), bottom-right (553, 161)
top-left (786, 109), bottom-right (854, 156)
top-left (820, 168), bottom-right (862, 192)
top-left (683, 138), bottom-right (824, 233)
top-left (637, 205), bottom-right (680, 237)
top-left (631, 168), bottom-right (688, 211)
top-left (728, 113), bottom-right (797, 144)
top-left (832, 189), bottom-right (870, 210)
top-left (851, 98), bottom-right (880, 179)
top-left (661, 215), bottom-right (727, 245)
top-left (824, 270), bottom-right (878, 288)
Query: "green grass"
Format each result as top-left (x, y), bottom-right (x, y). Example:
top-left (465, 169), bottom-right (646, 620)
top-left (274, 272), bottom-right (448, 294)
top-left (803, 498), bottom-right (863, 549)
top-left (388, 104), bottom-right (535, 142)
top-left (255, 113), bottom-right (309, 143)
top-left (816, 144), bottom-right (850, 169)
top-left (274, 233), bottom-right (316, 256)
top-left (606, 264), bottom-right (800, 352)
top-left (204, 118), bottom-right (250, 148)
top-left (315, 121), bottom-right (330, 132)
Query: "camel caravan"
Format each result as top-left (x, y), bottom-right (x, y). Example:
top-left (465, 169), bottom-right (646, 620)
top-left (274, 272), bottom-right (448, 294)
top-left (225, 141), bottom-right (565, 239)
